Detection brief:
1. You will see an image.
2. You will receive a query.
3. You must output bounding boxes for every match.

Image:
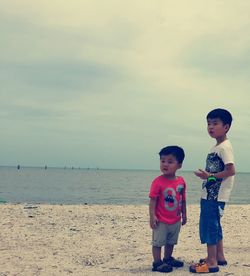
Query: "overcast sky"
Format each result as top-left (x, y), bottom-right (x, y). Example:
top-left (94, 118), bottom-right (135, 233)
top-left (1, 1), bottom-right (250, 172)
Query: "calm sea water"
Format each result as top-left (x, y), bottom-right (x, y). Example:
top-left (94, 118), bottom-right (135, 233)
top-left (0, 167), bottom-right (249, 205)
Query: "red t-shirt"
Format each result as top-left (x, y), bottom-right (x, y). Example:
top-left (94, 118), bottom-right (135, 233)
top-left (149, 175), bottom-right (186, 224)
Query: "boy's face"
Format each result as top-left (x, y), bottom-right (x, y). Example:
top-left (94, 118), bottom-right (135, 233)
top-left (160, 154), bottom-right (182, 177)
top-left (207, 118), bottom-right (230, 139)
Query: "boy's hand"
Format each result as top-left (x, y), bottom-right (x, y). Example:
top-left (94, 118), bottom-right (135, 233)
top-left (150, 216), bottom-right (159, 229)
top-left (194, 169), bottom-right (209, 180)
top-left (182, 215), bottom-right (187, 225)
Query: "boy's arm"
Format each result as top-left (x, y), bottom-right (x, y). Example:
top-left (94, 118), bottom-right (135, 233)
top-left (181, 200), bottom-right (187, 225)
top-left (194, 163), bottom-right (235, 180)
top-left (149, 198), bottom-right (158, 229)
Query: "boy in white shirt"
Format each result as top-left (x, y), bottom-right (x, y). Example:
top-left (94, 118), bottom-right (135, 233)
top-left (190, 108), bottom-right (236, 274)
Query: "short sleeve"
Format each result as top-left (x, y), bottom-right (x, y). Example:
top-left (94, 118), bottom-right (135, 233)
top-left (179, 176), bottom-right (187, 201)
top-left (149, 178), bottom-right (160, 198)
top-left (220, 143), bottom-right (234, 165)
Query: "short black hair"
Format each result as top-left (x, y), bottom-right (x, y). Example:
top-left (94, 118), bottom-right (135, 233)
top-left (207, 108), bottom-right (233, 127)
top-left (159, 145), bottom-right (185, 164)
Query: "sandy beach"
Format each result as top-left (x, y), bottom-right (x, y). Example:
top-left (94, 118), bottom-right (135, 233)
top-left (0, 204), bottom-right (249, 276)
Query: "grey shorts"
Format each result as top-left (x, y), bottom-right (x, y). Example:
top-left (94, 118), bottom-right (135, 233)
top-left (152, 221), bottom-right (181, 247)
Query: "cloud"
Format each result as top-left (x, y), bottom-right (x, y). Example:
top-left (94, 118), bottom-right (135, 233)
top-left (0, 60), bottom-right (125, 92)
top-left (1, 1), bottom-right (250, 170)
top-left (182, 33), bottom-right (250, 77)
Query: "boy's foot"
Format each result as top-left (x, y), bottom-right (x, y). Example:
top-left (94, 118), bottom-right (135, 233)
top-left (152, 260), bottom-right (173, 273)
top-left (189, 262), bottom-right (219, 273)
top-left (199, 258), bottom-right (227, 266)
top-left (163, 257), bottom-right (184, 267)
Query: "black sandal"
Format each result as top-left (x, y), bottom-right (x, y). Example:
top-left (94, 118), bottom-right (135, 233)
top-left (163, 257), bottom-right (184, 267)
top-left (199, 258), bottom-right (227, 266)
top-left (152, 260), bottom-right (173, 273)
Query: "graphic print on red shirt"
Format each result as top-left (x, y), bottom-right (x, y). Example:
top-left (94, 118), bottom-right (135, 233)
top-left (149, 175), bottom-right (186, 224)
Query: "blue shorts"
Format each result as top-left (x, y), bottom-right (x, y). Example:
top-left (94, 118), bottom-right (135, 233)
top-left (199, 199), bottom-right (225, 245)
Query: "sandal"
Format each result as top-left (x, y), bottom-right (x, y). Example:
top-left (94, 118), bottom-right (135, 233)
top-left (152, 260), bottom-right (173, 273)
top-left (163, 257), bottom-right (184, 267)
top-left (189, 262), bottom-right (219, 273)
top-left (199, 258), bottom-right (227, 266)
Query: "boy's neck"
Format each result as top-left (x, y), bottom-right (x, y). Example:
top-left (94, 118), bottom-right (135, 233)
top-left (215, 135), bottom-right (228, 145)
top-left (163, 174), bottom-right (177, 180)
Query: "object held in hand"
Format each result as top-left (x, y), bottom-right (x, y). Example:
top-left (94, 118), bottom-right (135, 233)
top-left (207, 174), bottom-right (216, 184)
top-left (206, 174), bottom-right (217, 188)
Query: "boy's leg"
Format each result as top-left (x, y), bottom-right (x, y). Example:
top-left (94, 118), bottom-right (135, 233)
top-left (200, 199), bottom-right (223, 266)
top-left (164, 244), bottom-right (184, 267)
top-left (151, 223), bottom-right (173, 272)
top-left (152, 246), bottom-right (161, 262)
top-left (163, 220), bottom-right (181, 260)
top-left (164, 244), bottom-right (174, 260)
top-left (199, 240), bottom-right (227, 264)
top-left (190, 244), bottom-right (219, 274)
top-left (152, 246), bottom-right (173, 272)
top-left (163, 221), bottom-right (183, 267)
top-left (207, 244), bottom-right (218, 267)
top-left (216, 202), bottom-right (226, 262)
top-left (216, 239), bottom-right (226, 262)
top-left (152, 222), bottom-right (166, 262)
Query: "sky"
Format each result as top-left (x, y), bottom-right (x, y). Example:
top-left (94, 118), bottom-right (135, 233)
top-left (1, 1), bottom-right (250, 172)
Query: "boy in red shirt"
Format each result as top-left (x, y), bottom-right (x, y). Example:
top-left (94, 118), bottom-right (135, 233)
top-left (149, 145), bottom-right (187, 273)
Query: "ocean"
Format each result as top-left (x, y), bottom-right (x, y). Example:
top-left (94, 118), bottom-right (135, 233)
top-left (0, 167), bottom-right (249, 205)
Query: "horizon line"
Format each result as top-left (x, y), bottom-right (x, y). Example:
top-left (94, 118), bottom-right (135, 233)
top-left (0, 165), bottom-right (249, 174)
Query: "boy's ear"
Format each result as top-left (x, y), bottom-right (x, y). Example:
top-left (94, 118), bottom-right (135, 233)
top-left (224, 123), bottom-right (230, 132)
top-left (178, 163), bottom-right (182, 169)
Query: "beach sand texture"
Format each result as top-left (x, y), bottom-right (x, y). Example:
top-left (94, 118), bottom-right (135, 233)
top-left (0, 204), bottom-right (249, 276)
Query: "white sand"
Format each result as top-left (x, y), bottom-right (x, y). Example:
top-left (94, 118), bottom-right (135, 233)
top-left (0, 204), bottom-right (249, 276)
